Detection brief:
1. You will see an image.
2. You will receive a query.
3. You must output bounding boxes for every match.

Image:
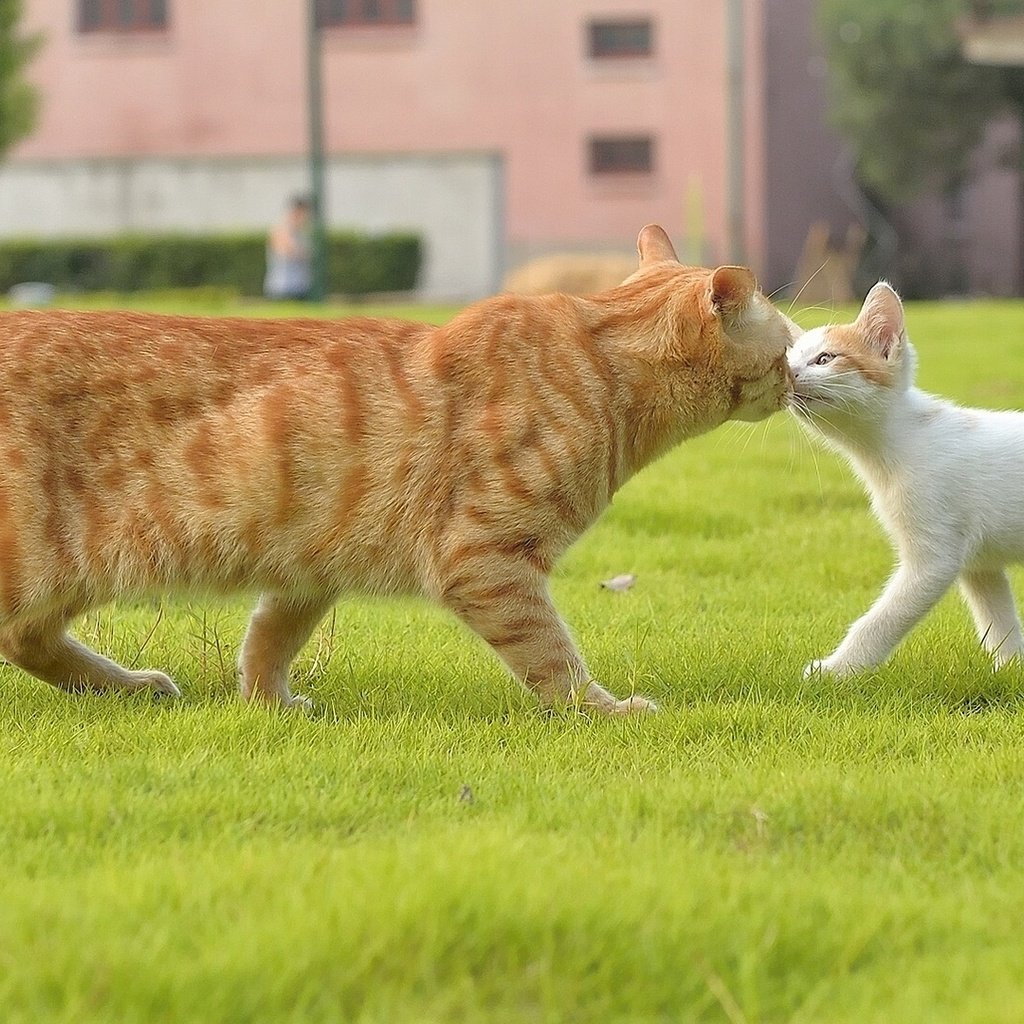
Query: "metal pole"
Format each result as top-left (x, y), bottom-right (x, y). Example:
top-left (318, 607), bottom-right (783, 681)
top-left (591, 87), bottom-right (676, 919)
top-left (306, 0), bottom-right (327, 302)
top-left (726, 0), bottom-right (745, 265)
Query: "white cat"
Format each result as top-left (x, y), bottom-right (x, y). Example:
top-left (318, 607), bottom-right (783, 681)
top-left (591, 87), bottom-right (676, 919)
top-left (789, 282), bottom-right (1024, 676)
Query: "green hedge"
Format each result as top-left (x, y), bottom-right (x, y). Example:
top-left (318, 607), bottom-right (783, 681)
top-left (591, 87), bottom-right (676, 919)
top-left (0, 231), bottom-right (421, 297)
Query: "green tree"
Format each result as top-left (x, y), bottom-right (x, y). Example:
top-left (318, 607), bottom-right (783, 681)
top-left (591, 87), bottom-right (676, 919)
top-left (818, 0), bottom-right (1013, 200)
top-left (0, 0), bottom-right (41, 158)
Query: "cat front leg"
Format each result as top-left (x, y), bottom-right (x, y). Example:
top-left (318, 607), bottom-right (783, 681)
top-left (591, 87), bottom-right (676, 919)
top-left (959, 568), bottom-right (1024, 668)
top-left (239, 593), bottom-right (334, 708)
top-left (806, 560), bottom-right (960, 678)
top-left (439, 563), bottom-right (656, 715)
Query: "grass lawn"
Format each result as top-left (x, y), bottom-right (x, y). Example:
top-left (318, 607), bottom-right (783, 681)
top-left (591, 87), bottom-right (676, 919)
top-left (3, 295), bottom-right (1024, 1022)
top-left (22, 288), bottom-right (462, 325)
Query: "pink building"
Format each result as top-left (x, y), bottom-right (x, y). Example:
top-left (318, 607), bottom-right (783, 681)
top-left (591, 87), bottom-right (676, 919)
top-left (3, 0), bottom-right (1019, 296)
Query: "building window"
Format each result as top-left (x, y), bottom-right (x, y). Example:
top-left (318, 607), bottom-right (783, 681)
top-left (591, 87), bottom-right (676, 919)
top-left (78, 0), bottom-right (168, 32)
top-left (588, 19), bottom-right (654, 58)
top-left (317, 0), bottom-right (416, 27)
top-left (589, 136), bottom-right (654, 175)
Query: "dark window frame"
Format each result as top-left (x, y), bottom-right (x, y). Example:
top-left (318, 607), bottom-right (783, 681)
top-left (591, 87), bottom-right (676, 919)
top-left (589, 136), bottom-right (655, 176)
top-left (588, 18), bottom-right (654, 59)
top-left (77, 0), bottom-right (168, 33)
top-left (317, 0), bottom-right (416, 28)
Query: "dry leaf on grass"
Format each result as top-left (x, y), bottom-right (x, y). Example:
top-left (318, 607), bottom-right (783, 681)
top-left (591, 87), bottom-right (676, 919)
top-left (600, 573), bottom-right (637, 592)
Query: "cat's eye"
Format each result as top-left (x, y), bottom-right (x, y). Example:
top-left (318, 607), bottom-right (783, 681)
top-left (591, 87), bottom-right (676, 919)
top-left (813, 352), bottom-right (836, 366)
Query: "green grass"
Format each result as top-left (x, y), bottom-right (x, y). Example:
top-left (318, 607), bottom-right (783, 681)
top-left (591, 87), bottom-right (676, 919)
top-left (2, 288), bottom-right (461, 325)
top-left (3, 296), bottom-right (1024, 1023)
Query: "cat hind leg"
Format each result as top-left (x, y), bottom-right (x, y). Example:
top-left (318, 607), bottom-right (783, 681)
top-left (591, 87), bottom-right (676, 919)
top-left (0, 613), bottom-right (179, 696)
top-left (959, 568), bottom-right (1024, 669)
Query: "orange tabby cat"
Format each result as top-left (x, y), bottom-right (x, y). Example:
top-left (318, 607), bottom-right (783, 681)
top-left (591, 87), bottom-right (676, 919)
top-left (0, 225), bottom-right (793, 713)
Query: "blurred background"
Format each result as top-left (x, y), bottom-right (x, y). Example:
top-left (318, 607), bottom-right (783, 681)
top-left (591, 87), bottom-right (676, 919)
top-left (2, 0), bottom-right (1024, 304)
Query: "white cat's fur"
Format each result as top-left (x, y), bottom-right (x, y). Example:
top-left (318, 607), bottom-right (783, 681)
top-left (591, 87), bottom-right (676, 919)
top-left (789, 282), bottom-right (1024, 676)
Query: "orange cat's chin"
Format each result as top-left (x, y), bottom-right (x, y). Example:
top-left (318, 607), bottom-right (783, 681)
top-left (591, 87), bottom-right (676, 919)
top-left (730, 391), bottom-right (791, 422)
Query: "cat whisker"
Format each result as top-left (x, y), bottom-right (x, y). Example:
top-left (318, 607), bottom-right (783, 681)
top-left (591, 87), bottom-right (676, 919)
top-left (785, 407), bottom-right (828, 496)
top-left (793, 304), bottom-right (838, 320)
top-left (766, 281), bottom-right (796, 302)
top-left (787, 261), bottom-right (829, 315)
top-left (737, 422), bottom-right (762, 454)
top-left (722, 420), bottom-right (761, 454)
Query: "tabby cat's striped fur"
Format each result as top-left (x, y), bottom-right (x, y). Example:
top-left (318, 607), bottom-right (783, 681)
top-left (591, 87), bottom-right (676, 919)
top-left (0, 226), bottom-right (793, 712)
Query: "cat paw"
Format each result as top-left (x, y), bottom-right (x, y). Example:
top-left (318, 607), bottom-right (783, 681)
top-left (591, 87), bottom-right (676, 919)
top-left (576, 682), bottom-right (657, 715)
top-left (803, 658), bottom-right (856, 679)
top-left (803, 659), bottom-right (835, 679)
top-left (131, 670), bottom-right (181, 698)
top-left (245, 690), bottom-right (314, 711)
top-left (240, 675), bottom-right (313, 710)
top-left (993, 649), bottom-right (1024, 670)
top-left (610, 694), bottom-right (659, 715)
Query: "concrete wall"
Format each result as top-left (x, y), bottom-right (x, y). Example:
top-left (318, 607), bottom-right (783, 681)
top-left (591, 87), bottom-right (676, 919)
top-left (0, 153), bottom-right (504, 299)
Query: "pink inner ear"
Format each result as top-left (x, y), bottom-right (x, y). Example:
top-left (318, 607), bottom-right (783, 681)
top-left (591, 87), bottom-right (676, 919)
top-left (858, 287), bottom-right (905, 357)
top-left (878, 329), bottom-right (897, 359)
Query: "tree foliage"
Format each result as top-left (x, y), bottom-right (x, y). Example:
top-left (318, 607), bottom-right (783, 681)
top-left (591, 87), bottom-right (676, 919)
top-left (819, 0), bottom-right (1012, 200)
top-left (0, 0), bottom-right (40, 158)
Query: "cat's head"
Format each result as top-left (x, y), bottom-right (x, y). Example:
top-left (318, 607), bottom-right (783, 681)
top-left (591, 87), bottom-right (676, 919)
top-left (788, 282), bottom-right (915, 436)
top-left (617, 224), bottom-right (798, 423)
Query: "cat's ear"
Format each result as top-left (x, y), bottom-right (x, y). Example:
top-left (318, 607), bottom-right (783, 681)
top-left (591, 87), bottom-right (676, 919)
top-left (709, 266), bottom-right (757, 318)
top-left (636, 224), bottom-right (679, 267)
top-left (855, 282), bottom-right (905, 359)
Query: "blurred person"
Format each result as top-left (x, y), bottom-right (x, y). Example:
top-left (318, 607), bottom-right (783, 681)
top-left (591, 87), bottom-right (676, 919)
top-left (264, 195), bottom-right (312, 300)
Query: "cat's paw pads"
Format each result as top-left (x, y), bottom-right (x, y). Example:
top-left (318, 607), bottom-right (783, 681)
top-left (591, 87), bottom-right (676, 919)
top-left (135, 670), bottom-right (180, 697)
top-left (611, 694), bottom-right (658, 715)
